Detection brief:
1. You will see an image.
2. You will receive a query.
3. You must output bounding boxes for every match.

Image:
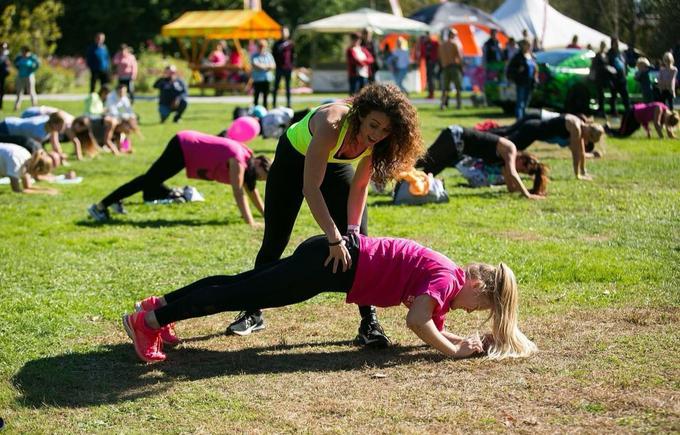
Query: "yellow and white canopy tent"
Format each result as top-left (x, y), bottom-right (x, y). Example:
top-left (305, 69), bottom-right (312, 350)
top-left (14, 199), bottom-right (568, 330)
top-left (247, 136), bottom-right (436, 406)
top-left (161, 10), bottom-right (282, 77)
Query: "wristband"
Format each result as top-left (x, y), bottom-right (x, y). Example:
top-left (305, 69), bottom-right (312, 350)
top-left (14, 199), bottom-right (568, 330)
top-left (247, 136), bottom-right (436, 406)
top-left (347, 224), bottom-right (360, 235)
top-left (328, 238), bottom-right (344, 246)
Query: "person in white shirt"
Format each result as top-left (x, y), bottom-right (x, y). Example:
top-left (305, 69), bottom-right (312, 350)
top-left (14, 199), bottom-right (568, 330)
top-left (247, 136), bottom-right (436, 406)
top-left (0, 143), bottom-right (56, 194)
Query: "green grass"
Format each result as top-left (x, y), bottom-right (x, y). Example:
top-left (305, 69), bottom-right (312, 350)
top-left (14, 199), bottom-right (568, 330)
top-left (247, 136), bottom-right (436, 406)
top-left (0, 99), bottom-right (678, 433)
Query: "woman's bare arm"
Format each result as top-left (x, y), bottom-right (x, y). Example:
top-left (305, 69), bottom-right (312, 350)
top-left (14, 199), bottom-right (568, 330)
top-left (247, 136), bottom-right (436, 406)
top-left (406, 295), bottom-right (483, 358)
top-left (228, 158), bottom-right (255, 226)
top-left (346, 156), bottom-right (372, 228)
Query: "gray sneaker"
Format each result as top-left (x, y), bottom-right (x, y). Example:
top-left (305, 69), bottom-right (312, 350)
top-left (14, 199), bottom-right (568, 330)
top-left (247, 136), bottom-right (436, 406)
top-left (226, 311), bottom-right (265, 336)
top-left (111, 201), bottom-right (127, 215)
top-left (87, 204), bottom-right (110, 222)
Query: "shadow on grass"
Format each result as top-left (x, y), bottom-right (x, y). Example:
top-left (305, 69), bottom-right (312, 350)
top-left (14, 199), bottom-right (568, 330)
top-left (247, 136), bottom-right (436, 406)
top-left (76, 218), bottom-right (232, 228)
top-left (13, 341), bottom-right (440, 408)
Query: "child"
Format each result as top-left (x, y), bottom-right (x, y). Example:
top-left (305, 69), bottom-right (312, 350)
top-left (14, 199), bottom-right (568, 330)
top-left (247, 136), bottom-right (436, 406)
top-left (658, 52), bottom-right (677, 110)
top-left (0, 143), bottom-right (55, 193)
top-left (122, 234), bottom-right (537, 363)
top-left (105, 84), bottom-right (135, 121)
top-left (634, 57), bottom-right (654, 103)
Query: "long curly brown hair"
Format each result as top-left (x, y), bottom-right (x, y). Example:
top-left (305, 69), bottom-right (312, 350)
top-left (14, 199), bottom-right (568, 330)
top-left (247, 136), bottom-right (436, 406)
top-left (346, 83), bottom-right (424, 188)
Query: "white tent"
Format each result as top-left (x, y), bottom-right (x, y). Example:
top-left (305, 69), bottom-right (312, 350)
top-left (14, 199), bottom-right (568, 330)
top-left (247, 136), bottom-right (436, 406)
top-left (297, 8), bottom-right (431, 35)
top-left (492, 0), bottom-right (620, 49)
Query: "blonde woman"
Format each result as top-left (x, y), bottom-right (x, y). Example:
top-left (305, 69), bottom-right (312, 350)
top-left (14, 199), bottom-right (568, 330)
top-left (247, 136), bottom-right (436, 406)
top-left (488, 113), bottom-right (604, 180)
top-left (658, 52), bottom-right (677, 111)
top-left (122, 234), bottom-right (537, 362)
top-left (0, 143), bottom-right (55, 194)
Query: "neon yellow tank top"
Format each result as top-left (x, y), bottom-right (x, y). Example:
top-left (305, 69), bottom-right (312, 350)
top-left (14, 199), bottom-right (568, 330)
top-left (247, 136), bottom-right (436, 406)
top-left (285, 105), bottom-right (372, 164)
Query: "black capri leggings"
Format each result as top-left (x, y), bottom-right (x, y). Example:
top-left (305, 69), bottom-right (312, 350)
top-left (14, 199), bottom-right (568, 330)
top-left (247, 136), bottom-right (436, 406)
top-left (488, 118), bottom-right (544, 150)
top-left (255, 133), bottom-right (368, 266)
top-left (0, 135), bottom-right (42, 154)
top-left (416, 128), bottom-right (464, 176)
top-left (100, 135), bottom-right (184, 207)
top-left (155, 235), bottom-right (359, 326)
top-left (604, 108), bottom-right (640, 138)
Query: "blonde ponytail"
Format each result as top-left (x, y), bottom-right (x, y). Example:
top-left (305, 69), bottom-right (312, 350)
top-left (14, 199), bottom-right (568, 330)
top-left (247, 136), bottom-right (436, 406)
top-left (466, 263), bottom-right (537, 360)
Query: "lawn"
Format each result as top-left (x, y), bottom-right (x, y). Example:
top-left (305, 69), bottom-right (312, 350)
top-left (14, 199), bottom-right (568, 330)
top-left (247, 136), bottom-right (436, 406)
top-left (0, 98), bottom-right (678, 433)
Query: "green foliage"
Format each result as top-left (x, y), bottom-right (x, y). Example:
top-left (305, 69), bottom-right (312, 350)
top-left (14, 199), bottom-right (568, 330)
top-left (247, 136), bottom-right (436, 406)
top-left (33, 62), bottom-right (75, 93)
top-left (2, 61), bottom-right (76, 93)
top-left (0, 0), bottom-right (63, 56)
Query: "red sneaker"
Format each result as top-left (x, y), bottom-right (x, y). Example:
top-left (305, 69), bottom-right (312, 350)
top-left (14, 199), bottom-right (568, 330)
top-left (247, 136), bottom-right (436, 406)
top-left (122, 311), bottom-right (166, 363)
top-left (135, 296), bottom-right (181, 347)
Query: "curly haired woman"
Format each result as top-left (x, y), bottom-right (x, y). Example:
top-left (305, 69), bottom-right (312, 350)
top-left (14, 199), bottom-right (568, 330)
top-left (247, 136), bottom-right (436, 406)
top-left (228, 83), bottom-right (425, 347)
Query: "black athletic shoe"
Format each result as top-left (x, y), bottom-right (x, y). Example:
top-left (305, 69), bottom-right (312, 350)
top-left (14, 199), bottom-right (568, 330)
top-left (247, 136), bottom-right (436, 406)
top-left (226, 311), bottom-right (265, 336)
top-left (354, 314), bottom-right (391, 348)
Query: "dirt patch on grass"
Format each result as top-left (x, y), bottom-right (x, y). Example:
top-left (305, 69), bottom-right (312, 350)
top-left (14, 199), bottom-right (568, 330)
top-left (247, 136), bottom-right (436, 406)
top-left (11, 305), bottom-right (679, 433)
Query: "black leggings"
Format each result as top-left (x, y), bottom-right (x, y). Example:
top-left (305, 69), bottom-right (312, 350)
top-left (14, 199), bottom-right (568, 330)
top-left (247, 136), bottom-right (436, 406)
top-left (256, 134), bottom-right (368, 266)
top-left (0, 135), bottom-right (42, 154)
top-left (416, 128), bottom-right (464, 176)
top-left (155, 235), bottom-right (359, 327)
top-left (254, 134), bottom-right (370, 318)
top-left (488, 118), bottom-right (545, 150)
top-left (253, 81), bottom-right (270, 108)
top-left (604, 109), bottom-right (639, 138)
top-left (100, 135), bottom-right (184, 207)
top-left (272, 68), bottom-right (292, 108)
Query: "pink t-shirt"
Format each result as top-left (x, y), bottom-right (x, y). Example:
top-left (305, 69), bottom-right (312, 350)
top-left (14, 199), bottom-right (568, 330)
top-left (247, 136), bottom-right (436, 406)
top-left (347, 235), bottom-right (465, 330)
top-left (177, 130), bottom-right (253, 185)
top-left (633, 102), bottom-right (667, 131)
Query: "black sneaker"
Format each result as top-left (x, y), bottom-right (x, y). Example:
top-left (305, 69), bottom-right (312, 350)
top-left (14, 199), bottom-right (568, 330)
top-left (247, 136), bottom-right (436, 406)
top-left (226, 311), bottom-right (265, 336)
top-left (354, 315), bottom-right (391, 348)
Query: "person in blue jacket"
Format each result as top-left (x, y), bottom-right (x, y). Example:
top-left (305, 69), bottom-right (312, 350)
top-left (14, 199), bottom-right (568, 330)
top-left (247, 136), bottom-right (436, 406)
top-left (86, 32), bottom-right (110, 93)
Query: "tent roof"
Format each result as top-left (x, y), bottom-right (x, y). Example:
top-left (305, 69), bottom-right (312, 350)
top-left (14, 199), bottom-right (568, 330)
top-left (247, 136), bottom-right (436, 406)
top-left (410, 1), bottom-right (505, 34)
top-left (297, 8), bottom-right (431, 35)
top-left (492, 0), bottom-right (622, 49)
top-left (161, 10), bottom-right (281, 40)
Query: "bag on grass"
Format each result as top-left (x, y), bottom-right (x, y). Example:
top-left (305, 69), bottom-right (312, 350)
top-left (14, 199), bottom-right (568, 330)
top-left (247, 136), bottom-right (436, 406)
top-left (455, 156), bottom-right (505, 187)
top-left (393, 172), bottom-right (448, 205)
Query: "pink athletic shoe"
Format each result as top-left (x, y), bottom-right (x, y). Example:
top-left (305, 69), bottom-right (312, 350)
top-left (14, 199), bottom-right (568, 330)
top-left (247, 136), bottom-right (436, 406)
top-left (122, 311), bottom-right (166, 363)
top-left (135, 296), bottom-right (181, 347)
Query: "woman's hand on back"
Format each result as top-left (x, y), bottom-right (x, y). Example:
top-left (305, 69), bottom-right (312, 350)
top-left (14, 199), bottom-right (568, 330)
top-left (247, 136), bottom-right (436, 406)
top-left (324, 240), bottom-right (352, 273)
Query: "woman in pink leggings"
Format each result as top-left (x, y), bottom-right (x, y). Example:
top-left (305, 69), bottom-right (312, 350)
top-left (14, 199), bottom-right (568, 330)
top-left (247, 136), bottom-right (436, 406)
top-left (122, 234), bottom-right (537, 363)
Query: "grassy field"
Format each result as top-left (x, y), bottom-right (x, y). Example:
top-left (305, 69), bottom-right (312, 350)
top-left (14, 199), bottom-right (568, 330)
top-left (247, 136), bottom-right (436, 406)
top-left (0, 99), bottom-right (678, 433)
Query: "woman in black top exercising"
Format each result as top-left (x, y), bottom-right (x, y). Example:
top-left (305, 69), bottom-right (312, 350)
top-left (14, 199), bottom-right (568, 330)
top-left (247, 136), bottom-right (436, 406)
top-left (417, 126), bottom-right (548, 199)
top-left (488, 114), bottom-right (604, 180)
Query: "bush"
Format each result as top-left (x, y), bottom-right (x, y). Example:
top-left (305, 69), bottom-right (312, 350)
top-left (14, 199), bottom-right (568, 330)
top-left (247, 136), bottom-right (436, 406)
top-left (3, 61), bottom-right (77, 94)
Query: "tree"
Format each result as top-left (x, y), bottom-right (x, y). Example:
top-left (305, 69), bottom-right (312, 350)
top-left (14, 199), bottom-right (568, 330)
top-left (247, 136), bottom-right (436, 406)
top-left (0, 0), bottom-right (64, 56)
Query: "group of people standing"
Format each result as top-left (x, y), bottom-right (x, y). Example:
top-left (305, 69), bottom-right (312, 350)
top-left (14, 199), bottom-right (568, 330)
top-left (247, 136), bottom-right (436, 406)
top-left (203, 28), bottom-right (295, 110)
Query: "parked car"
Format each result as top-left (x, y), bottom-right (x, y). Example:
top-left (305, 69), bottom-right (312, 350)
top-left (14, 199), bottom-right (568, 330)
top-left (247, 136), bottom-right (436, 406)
top-left (484, 49), bottom-right (652, 114)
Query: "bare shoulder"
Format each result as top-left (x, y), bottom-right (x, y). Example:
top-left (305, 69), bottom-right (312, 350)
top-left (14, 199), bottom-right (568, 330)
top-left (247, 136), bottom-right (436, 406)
top-left (564, 114), bottom-right (581, 130)
top-left (309, 103), bottom-right (350, 137)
